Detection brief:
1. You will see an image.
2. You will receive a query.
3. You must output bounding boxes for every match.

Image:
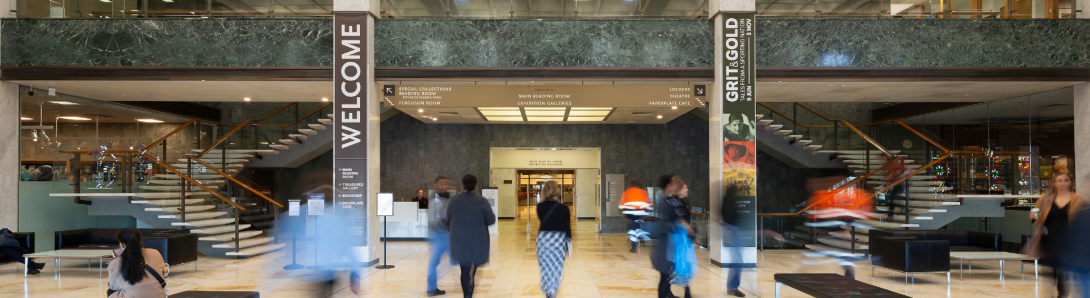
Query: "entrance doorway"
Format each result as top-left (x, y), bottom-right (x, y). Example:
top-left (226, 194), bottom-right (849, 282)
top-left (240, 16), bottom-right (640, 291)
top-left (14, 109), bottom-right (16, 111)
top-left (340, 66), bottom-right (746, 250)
top-left (516, 169), bottom-right (575, 220)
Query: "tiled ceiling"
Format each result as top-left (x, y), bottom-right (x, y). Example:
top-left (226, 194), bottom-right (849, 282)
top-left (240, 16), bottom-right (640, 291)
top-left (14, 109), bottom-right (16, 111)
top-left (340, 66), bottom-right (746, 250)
top-left (399, 106), bottom-right (695, 124)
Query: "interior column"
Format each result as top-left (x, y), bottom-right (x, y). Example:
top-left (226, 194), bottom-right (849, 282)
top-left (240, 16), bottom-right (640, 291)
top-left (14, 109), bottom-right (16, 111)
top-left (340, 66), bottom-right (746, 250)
top-left (1074, 83), bottom-right (1090, 198)
top-left (0, 0), bottom-right (18, 231)
top-left (333, 0), bottom-right (381, 264)
top-left (709, 0), bottom-right (757, 267)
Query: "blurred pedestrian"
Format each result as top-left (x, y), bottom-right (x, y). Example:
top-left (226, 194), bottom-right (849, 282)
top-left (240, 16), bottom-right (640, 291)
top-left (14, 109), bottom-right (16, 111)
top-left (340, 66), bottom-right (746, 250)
top-left (884, 156), bottom-right (906, 217)
top-left (720, 185), bottom-right (746, 297)
top-left (1025, 171), bottom-right (1084, 297)
top-left (804, 176), bottom-right (873, 279)
top-left (427, 177), bottom-right (454, 296)
top-left (1062, 193), bottom-right (1090, 298)
top-left (536, 181), bottom-right (571, 298)
top-left (652, 175), bottom-right (695, 298)
top-left (444, 175), bottom-right (496, 298)
top-left (619, 179), bottom-right (652, 253)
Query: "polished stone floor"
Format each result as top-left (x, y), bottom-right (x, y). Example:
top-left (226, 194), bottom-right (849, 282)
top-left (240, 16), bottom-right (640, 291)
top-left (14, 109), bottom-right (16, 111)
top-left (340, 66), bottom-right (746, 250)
top-left (0, 215), bottom-right (1063, 298)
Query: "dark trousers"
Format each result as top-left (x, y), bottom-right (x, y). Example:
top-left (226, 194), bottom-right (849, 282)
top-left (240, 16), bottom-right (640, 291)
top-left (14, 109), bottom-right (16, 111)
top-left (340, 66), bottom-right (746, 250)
top-left (658, 272), bottom-right (672, 297)
top-left (0, 246), bottom-right (28, 264)
top-left (625, 214), bottom-right (642, 250)
top-left (460, 263), bottom-right (478, 298)
top-left (1056, 266), bottom-right (1067, 296)
top-left (888, 183), bottom-right (905, 216)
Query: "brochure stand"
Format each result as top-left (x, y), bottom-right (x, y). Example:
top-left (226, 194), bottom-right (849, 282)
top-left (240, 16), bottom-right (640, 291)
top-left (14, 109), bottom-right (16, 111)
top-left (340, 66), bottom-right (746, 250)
top-left (283, 200), bottom-right (304, 270)
top-left (375, 193), bottom-right (395, 269)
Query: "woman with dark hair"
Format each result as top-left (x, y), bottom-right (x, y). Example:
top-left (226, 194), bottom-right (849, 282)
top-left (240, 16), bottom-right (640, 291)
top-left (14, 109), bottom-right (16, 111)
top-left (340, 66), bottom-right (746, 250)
top-left (108, 228), bottom-right (167, 298)
top-left (536, 180), bottom-right (571, 298)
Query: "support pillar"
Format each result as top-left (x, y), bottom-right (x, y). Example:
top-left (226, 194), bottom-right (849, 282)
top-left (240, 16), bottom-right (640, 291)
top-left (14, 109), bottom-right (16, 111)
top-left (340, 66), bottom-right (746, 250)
top-left (333, 0), bottom-right (381, 265)
top-left (0, 0), bottom-right (18, 231)
top-left (710, 0), bottom-right (757, 268)
top-left (1074, 83), bottom-right (1090, 198)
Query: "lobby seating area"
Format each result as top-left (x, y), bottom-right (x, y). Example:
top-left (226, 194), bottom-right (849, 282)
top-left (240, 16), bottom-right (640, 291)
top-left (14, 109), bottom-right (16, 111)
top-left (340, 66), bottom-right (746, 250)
top-left (0, 231), bottom-right (34, 264)
top-left (54, 228), bottom-right (199, 266)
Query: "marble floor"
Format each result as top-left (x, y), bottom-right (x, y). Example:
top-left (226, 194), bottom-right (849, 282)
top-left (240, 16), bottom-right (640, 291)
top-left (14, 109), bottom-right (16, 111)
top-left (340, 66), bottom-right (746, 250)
top-left (0, 217), bottom-right (1065, 298)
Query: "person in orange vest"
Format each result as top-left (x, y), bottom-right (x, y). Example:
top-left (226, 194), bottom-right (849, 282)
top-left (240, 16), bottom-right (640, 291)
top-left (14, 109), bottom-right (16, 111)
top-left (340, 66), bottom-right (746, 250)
top-left (804, 176), bottom-right (875, 279)
top-left (619, 179), bottom-right (653, 253)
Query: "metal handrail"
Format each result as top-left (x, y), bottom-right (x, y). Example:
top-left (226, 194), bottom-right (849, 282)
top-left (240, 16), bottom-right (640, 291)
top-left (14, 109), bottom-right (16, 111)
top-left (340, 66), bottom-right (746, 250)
top-left (857, 119), bottom-right (951, 153)
top-left (59, 149), bottom-right (246, 210)
top-left (757, 155), bottom-right (904, 216)
top-left (253, 103), bottom-right (332, 127)
top-left (185, 156), bottom-right (285, 208)
top-left (196, 102), bottom-right (298, 158)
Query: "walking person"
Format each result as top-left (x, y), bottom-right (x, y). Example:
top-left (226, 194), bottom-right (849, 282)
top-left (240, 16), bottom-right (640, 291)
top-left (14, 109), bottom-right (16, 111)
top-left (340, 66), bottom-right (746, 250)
top-left (536, 181), bottom-right (572, 298)
top-left (427, 176), bottom-right (455, 296)
top-left (1061, 198), bottom-right (1090, 298)
top-left (884, 156), bottom-right (906, 217)
top-left (1024, 171), bottom-right (1084, 298)
top-left (651, 175), bottom-right (696, 298)
top-left (720, 185), bottom-right (746, 297)
top-left (619, 179), bottom-right (652, 253)
top-left (443, 175), bottom-right (496, 298)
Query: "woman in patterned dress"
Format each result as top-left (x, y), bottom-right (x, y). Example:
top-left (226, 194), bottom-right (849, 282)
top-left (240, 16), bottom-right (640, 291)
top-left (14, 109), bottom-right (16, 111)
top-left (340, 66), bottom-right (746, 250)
top-left (536, 180), bottom-right (572, 298)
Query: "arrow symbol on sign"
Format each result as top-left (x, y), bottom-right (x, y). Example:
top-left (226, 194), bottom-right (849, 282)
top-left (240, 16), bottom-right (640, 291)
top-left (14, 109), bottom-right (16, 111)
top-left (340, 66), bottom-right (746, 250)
top-left (385, 87), bottom-right (393, 93)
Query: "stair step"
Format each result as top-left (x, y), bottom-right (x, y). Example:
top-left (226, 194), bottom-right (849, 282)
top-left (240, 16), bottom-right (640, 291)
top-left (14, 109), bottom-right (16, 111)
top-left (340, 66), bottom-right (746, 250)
top-left (775, 129), bottom-right (793, 136)
top-left (757, 119), bottom-right (774, 126)
top-left (202, 230), bottom-right (263, 242)
top-left (903, 193), bottom-right (959, 200)
top-left (828, 232), bottom-right (869, 244)
top-left (318, 118), bottom-right (333, 125)
top-left (805, 145), bottom-right (823, 151)
top-left (308, 124), bottom-right (327, 130)
top-left (188, 153), bottom-right (255, 159)
top-left (876, 206), bottom-right (947, 214)
top-left (172, 218), bottom-right (236, 227)
top-left (906, 186), bottom-right (954, 192)
top-left (139, 185), bottom-right (223, 192)
top-left (279, 139), bottom-right (299, 145)
top-left (857, 219), bottom-right (919, 229)
top-left (842, 225), bottom-right (873, 235)
top-left (298, 128), bottom-right (318, 135)
top-left (212, 237), bottom-right (275, 249)
top-left (151, 174), bottom-right (223, 180)
top-left (241, 214), bottom-right (275, 222)
top-left (764, 124), bottom-right (783, 131)
top-left (225, 243), bottom-right (287, 256)
top-left (327, 113), bottom-right (334, 118)
top-left (269, 144), bottom-right (290, 150)
top-left (146, 179), bottom-right (225, 186)
top-left (755, 114), bottom-right (764, 120)
top-left (176, 158), bottom-right (249, 164)
top-left (866, 175), bottom-right (938, 180)
top-left (867, 180), bottom-right (945, 186)
top-left (892, 200), bottom-right (960, 207)
top-left (159, 211), bottom-right (228, 220)
top-left (795, 140), bottom-right (813, 146)
top-left (193, 224), bottom-right (254, 235)
top-left (288, 133), bottom-right (308, 140)
top-left (135, 198), bottom-right (206, 206)
top-left (784, 134), bottom-right (803, 140)
top-left (146, 205), bottom-right (216, 212)
top-left (133, 192), bottom-right (213, 199)
top-left (169, 168), bottom-right (239, 175)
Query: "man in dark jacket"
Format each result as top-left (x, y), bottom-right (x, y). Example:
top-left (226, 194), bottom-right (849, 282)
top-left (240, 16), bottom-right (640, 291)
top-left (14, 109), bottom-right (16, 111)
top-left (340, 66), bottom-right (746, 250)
top-left (443, 175), bottom-right (496, 298)
top-left (1062, 203), bottom-right (1090, 297)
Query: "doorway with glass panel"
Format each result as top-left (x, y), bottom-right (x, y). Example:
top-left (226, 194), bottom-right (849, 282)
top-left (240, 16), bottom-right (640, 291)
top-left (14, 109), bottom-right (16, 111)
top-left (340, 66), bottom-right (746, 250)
top-left (516, 170), bottom-right (575, 225)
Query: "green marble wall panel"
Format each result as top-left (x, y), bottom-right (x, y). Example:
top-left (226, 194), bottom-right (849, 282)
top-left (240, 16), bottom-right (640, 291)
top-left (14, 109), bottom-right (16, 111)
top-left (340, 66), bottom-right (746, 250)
top-left (1, 19), bottom-right (333, 66)
top-left (5, 18), bottom-right (1090, 68)
top-left (374, 19), bottom-right (714, 67)
top-left (756, 19), bottom-right (1090, 68)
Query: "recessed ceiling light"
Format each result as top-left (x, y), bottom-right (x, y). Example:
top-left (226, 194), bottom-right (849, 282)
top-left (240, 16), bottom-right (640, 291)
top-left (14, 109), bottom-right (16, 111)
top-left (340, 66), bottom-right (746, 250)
top-left (527, 117), bottom-right (565, 121)
top-left (137, 119), bottom-right (163, 123)
top-left (59, 116), bottom-right (92, 121)
top-left (20, 117), bottom-right (31, 121)
top-left (418, 109), bottom-right (424, 113)
top-left (431, 118), bottom-right (438, 121)
top-left (657, 115), bottom-right (663, 119)
top-left (321, 98), bottom-right (329, 101)
top-left (48, 101), bottom-right (78, 105)
top-left (671, 106), bottom-right (678, 110)
top-left (244, 97), bottom-right (251, 101)
top-left (566, 117), bottom-right (605, 122)
top-left (484, 116), bottom-right (525, 122)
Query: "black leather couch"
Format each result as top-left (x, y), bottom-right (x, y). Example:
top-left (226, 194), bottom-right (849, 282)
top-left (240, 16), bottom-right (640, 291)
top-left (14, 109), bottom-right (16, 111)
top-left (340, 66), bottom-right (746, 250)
top-left (55, 228), bottom-right (199, 266)
top-left (870, 230), bottom-right (1001, 252)
top-left (870, 236), bottom-right (950, 275)
top-left (0, 232), bottom-right (34, 264)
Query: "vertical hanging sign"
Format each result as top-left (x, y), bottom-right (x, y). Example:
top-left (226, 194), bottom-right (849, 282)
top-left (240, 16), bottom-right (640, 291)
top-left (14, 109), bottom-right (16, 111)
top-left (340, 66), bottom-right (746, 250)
top-left (721, 12), bottom-right (757, 252)
top-left (334, 13), bottom-right (369, 244)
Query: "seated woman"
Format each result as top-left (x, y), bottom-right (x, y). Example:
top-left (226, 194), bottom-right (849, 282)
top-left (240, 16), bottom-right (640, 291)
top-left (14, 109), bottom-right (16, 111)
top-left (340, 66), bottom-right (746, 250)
top-left (108, 228), bottom-right (167, 298)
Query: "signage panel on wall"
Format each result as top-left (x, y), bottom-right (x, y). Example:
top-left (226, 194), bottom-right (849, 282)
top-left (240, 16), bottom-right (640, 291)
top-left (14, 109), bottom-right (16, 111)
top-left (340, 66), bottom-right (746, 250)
top-left (382, 84), bottom-right (708, 108)
top-left (333, 12), bottom-right (369, 244)
top-left (721, 12), bottom-right (757, 249)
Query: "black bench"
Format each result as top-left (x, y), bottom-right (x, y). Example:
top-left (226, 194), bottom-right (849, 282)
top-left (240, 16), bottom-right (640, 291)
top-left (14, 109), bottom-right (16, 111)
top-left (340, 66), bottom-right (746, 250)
top-left (774, 273), bottom-right (909, 298)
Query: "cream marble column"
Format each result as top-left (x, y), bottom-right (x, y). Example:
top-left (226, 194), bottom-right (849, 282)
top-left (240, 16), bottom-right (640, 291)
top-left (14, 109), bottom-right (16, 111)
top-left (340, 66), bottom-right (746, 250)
top-left (709, 0), bottom-right (756, 266)
top-left (1074, 83), bottom-right (1090, 198)
top-left (335, 0), bottom-right (380, 263)
top-left (1080, 0), bottom-right (1089, 18)
top-left (0, 0), bottom-right (18, 231)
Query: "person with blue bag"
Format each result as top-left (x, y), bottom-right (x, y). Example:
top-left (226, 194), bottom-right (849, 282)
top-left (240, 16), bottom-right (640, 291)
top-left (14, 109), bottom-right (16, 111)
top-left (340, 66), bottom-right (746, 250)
top-left (651, 175), bottom-right (698, 298)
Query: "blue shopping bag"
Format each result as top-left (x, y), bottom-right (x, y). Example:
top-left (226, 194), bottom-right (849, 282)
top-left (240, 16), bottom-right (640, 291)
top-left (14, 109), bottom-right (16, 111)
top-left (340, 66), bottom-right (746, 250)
top-left (671, 223), bottom-right (697, 285)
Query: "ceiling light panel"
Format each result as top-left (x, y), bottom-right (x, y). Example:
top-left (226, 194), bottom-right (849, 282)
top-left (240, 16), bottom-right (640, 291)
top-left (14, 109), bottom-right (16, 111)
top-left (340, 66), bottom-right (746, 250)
top-left (479, 110), bottom-right (522, 116)
top-left (566, 117), bottom-right (605, 122)
top-left (568, 110), bottom-right (611, 116)
top-left (485, 116), bottom-right (525, 122)
top-left (48, 101), bottom-right (79, 105)
top-left (527, 117), bottom-right (565, 121)
top-left (524, 110), bottom-right (566, 116)
top-left (59, 116), bottom-right (92, 120)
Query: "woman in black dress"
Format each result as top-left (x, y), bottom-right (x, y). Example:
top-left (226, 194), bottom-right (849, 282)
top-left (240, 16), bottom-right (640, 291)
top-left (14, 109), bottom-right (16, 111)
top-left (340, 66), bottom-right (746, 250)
top-left (1025, 171), bottom-right (1084, 297)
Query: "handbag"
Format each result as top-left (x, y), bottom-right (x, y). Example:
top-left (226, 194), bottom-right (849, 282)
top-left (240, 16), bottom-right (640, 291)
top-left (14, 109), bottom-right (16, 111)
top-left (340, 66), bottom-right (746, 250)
top-left (0, 228), bottom-right (19, 248)
top-left (671, 222), bottom-right (697, 286)
top-left (107, 264), bottom-right (166, 296)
